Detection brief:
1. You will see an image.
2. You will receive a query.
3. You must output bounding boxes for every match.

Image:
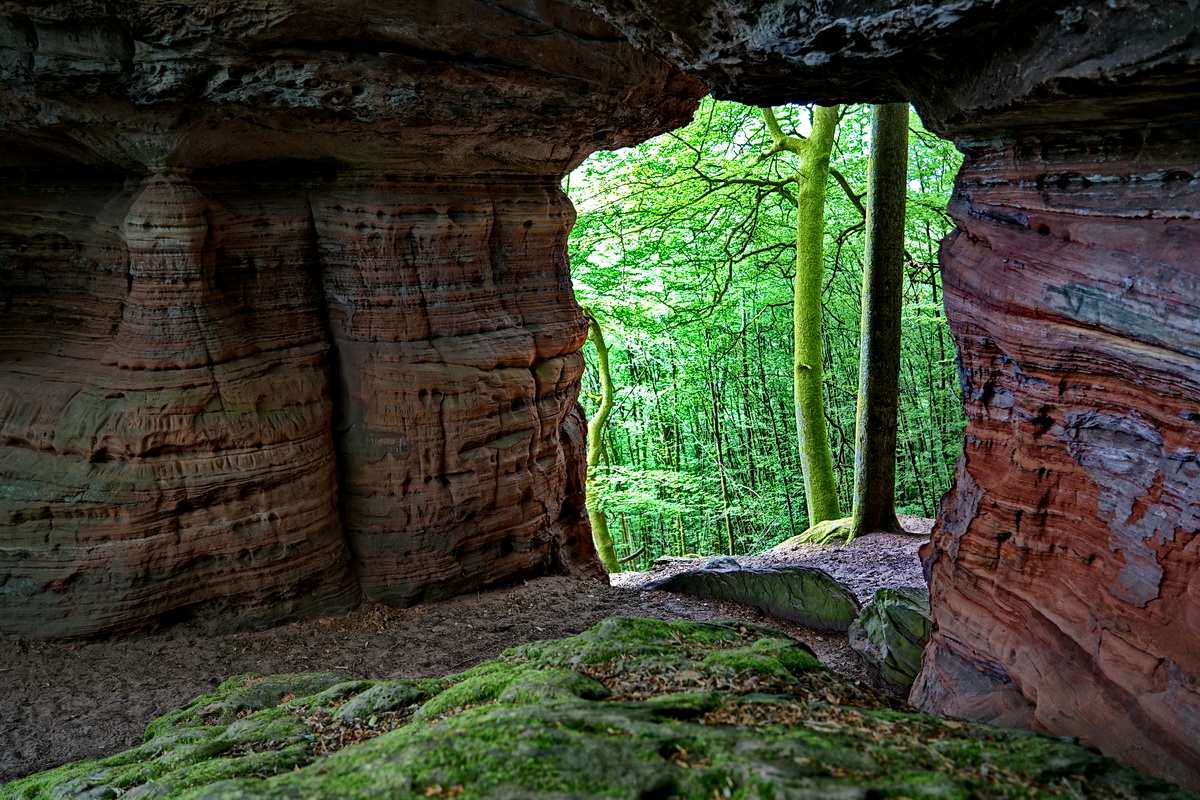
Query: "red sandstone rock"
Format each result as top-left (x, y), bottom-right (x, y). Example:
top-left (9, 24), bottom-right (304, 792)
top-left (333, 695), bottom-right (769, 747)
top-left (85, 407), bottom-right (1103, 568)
top-left (6, 0), bottom-right (1200, 789)
top-left (0, 0), bottom-right (703, 636)
top-left (0, 172), bottom-right (359, 637)
top-left (581, 0), bottom-right (1200, 788)
top-left (315, 177), bottom-right (597, 604)
top-left (911, 129), bottom-right (1200, 789)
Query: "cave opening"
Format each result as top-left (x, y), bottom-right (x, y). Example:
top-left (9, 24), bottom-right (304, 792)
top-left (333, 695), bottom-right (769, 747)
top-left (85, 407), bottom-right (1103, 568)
top-left (564, 97), bottom-right (965, 569)
top-left (1, 0), bottom-right (1199, 791)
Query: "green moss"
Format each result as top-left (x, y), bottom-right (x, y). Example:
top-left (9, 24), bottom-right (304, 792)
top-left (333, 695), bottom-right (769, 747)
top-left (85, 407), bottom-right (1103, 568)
top-left (335, 681), bottom-right (425, 720)
top-left (749, 637), bottom-right (824, 673)
top-left (171, 741), bottom-right (311, 789)
top-left (507, 616), bottom-right (751, 667)
top-left (415, 661), bottom-right (530, 718)
top-left (179, 704), bottom-right (681, 800)
top-left (300, 680), bottom-right (379, 711)
top-left (144, 673), bottom-right (352, 738)
top-left (217, 707), bottom-right (309, 748)
top-left (701, 648), bottom-right (790, 679)
top-left (699, 637), bottom-right (822, 680)
top-left (6, 619), bottom-right (1197, 800)
top-left (640, 692), bottom-right (723, 719)
top-left (497, 668), bottom-right (610, 704)
top-left (416, 662), bottom-right (608, 718)
top-left (0, 757), bottom-right (117, 800)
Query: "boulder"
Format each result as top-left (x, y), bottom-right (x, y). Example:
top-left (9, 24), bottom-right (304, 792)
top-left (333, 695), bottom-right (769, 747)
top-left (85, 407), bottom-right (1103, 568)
top-left (848, 586), bottom-right (931, 692)
top-left (643, 562), bottom-right (861, 632)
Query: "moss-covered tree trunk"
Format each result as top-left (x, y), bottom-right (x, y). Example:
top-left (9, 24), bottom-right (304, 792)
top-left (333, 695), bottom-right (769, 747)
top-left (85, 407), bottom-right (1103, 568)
top-left (849, 103), bottom-right (909, 538)
top-left (583, 309), bottom-right (620, 571)
top-left (763, 105), bottom-right (842, 525)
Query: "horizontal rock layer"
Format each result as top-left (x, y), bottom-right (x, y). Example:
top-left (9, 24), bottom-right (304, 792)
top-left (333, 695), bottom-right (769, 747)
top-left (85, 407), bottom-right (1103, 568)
top-left (317, 176), bottom-right (597, 605)
top-left (0, 170), bottom-right (359, 636)
top-left (0, 0), bottom-right (704, 637)
top-left (575, 0), bottom-right (1200, 137)
top-left (0, 0), bottom-right (700, 172)
top-left (912, 127), bottom-right (1200, 789)
top-left (0, 167), bottom-right (621, 636)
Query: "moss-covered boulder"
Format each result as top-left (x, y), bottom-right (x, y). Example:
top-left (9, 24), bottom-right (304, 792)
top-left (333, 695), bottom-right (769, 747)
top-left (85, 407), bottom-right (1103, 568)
top-left (642, 565), bottom-right (862, 631)
top-left (849, 586), bottom-right (933, 691)
top-left (3, 617), bottom-right (1194, 800)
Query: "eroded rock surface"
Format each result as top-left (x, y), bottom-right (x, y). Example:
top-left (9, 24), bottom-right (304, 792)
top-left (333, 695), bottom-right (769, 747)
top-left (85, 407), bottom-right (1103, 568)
top-left (6, 0), bottom-right (1200, 790)
top-left (0, 0), bottom-right (702, 636)
top-left (577, 0), bottom-right (1200, 789)
top-left (572, 0), bottom-right (1200, 137)
top-left (912, 123), bottom-right (1200, 790)
top-left (0, 169), bottom-right (361, 637)
top-left (848, 586), bottom-right (931, 692)
top-left (6, 618), bottom-right (1193, 800)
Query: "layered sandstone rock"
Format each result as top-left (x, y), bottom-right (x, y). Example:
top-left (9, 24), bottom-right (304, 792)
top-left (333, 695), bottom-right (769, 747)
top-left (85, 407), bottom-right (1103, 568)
top-left (579, 0), bottom-right (1200, 788)
top-left (0, 170), bottom-right (359, 637)
top-left (6, 0), bottom-right (1199, 789)
top-left (314, 176), bottom-right (598, 605)
top-left (914, 122), bottom-right (1200, 791)
top-left (0, 0), bottom-right (702, 636)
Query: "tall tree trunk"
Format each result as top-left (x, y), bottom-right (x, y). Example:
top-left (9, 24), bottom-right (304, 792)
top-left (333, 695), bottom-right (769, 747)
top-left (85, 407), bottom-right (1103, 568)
top-left (849, 103), bottom-right (909, 538)
top-left (706, 331), bottom-right (737, 555)
top-left (758, 329), bottom-right (799, 539)
top-left (583, 308), bottom-right (621, 571)
top-left (763, 104), bottom-right (842, 524)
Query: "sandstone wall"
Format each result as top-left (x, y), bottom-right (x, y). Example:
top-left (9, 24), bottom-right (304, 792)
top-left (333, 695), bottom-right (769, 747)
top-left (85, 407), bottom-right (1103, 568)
top-left (911, 126), bottom-right (1200, 789)
top-left (0, 0), bottom-right (702, 636)
top-left (0, 171), bottom-right (359, 637)
top-left (314, 176), bottom-right (595, 606)
top-left (578, 0), bottom-right (1200, 788)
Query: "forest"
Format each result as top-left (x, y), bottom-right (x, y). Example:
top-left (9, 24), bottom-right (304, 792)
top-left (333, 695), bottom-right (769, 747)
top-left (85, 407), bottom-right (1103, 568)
top-left (567, 100), bottom-right (965, 570)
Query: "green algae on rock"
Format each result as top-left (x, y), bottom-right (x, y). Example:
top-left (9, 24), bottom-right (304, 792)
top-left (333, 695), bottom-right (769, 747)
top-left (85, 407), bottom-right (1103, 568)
top-left (641, 563), bottom-right (862, 631)
top-left (849, 586), bottom-right (932, 692)
top-left (3, 617), bottom-right (1195, 800)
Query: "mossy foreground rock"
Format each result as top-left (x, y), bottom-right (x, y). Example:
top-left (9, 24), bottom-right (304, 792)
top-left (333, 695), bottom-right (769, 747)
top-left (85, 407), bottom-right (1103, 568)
top-left (3, 618), bottom-right (1194, 800)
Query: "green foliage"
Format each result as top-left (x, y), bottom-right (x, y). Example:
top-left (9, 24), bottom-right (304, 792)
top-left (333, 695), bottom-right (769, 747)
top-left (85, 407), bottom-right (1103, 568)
top-left (569, 100), bottom-right (965, 567)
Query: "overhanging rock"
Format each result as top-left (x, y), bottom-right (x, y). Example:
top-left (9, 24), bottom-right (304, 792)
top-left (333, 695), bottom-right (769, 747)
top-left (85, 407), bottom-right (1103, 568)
top-left (574, 0), bottom-right (1200, 789)
top-left (0, 0), bottom-right (704, 637)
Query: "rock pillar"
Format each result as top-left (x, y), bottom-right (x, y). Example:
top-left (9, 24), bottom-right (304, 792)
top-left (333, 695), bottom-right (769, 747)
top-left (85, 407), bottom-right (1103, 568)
top-left (0, 0), bottom-right (703, 636)
top-left (910, 126), bottom-right (1200, 789)
top-left (313, 177), bottom-right (595, 603)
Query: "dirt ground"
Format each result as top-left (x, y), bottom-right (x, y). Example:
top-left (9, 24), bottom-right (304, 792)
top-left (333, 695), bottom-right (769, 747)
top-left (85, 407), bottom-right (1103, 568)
top-left (0, 518), bottom-right (930, 784)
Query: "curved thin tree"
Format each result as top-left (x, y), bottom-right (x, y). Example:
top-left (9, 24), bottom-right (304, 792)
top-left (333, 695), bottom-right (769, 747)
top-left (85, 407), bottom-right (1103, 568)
top-left (582, 307), bottom-right (620, 571)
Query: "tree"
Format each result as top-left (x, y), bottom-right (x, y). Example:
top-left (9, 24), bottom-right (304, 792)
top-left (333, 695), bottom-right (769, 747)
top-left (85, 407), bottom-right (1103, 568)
top-left (568, 100), bottom-right (965, 566)
top-left (583, 308), bottom-right (620, 571)
top-left (848, 103), bottom-right (910, 538)
top-left (762, 105), bottom-right (843, 525)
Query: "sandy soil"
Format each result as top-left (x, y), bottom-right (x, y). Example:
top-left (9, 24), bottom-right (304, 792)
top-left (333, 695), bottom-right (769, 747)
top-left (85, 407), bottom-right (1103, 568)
top-left (0, 518), bottom-right (930, 784)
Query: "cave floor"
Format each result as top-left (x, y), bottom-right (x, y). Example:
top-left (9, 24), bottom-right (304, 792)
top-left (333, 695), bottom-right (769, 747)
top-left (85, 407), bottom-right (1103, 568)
top-left (0, 524), bottom-right (927, 783)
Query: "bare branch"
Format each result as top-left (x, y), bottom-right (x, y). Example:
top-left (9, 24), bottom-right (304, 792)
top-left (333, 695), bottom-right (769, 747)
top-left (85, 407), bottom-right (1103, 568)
top-left (829, 166), bottom-right (866, 218)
